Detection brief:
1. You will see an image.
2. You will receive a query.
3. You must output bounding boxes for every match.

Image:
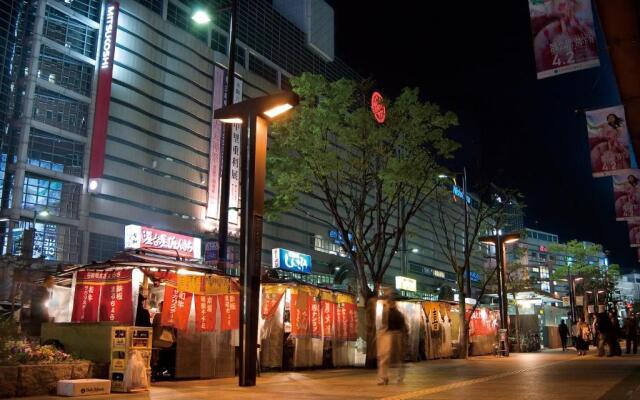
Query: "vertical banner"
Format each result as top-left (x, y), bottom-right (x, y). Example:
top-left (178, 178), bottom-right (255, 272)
top-left (310, 295), bottom-right (321, 338)
top-left (261, 285), bottom-right (285, 319)
top-left (89, 1), bottom-right (119, 178)
top-left (629, 221), bottom-right (640, 248)
top-left (206, 68), bottom-right (244, 222)
top-left (335, 303), bottom-right (347, 340)
top-left (527, 0), bottom-right (599, 79)
top-left (320, 292), bottom-right (335, 339)
top-left (173, 291), bottom-right (193, 331)
top-left (194, 294), bottom-right (217, 332)
top-left (612, 170), bottom-right (640, 220)
top-left (71, 271), bottom-right (101, 322)
top-left (219, 293), bottom-right (239, 330)
top-left (161, 274), bottom-right (191, 331)
top-left (290, 290), bottom-right (310, 337)
top-left (98, 270), bottom-right (133, 324)
top-left (344, 303), bottom-right (358, 341)
top-left (586, 106), bottom-right (633, 176)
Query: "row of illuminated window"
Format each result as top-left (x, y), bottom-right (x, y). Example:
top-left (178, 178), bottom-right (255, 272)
top-left (22, 173), bottom-right (81, 219)
top-left (8, 219), bottom-right (81, 262)
top-left (38, 45), bottom-right (94, 97)
top-left (43, 6), bottom-right (98, 59)
top-left (32, 87), bottom-right (89, 136)
top-left (525, 230), bottom-right (559, 243)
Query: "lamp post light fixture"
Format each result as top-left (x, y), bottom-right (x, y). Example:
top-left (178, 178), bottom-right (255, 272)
top-left (571, 276), bottom-right (584, 321)
top-left (479, 231), bottom-right (520, 333)
top-left (213, 91), bottom-right (298, 387)
top-left (192, 0), bottom-right (239, 273)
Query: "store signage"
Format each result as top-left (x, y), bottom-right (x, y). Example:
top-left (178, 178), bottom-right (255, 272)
top-left (409, 262), bottom-right (455, 282)
top-left (452, 185), bottom-right (471, 204)
top-left (562, 296), bottom-right (570, 307)
top-left (124, 225), bottom-right (201, 259)
top-left (272, 248), bottom-right (312, 274)
top-left (329, 230), bottom-right (352, 245)
top-left (470, 271), bottom-right (481, 283)
top-left (395, 276), bottom-right (417, 292)
top-left (371, 91), bottom-right (386, 124)
top-left (89, 0), bottom-right (119, 179)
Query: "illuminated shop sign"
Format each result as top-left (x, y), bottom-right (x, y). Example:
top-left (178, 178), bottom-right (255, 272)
top-left (124, 225), bottom-right (201, 259)
top-left (452, 185), bottom-right (472, 204)
top-left (395, 276), bottom-right (417, 292)
top-left (272, 248), bottom-right (312, 274)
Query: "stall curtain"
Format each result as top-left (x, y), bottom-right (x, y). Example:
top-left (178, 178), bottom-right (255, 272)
top-left (320, 291), bottom-right (335, 339)
top-left (290, 287), bottom-right (311, 337)
top-left (261, 285), bottom-right (286, 319)
top-left (194, 294), bottom-right (217, 332)
top-left (423, 301), bottom-right (454, 360)
top-left (335, 294), bottom-right (357, 341)
top-left (71, 270), bottom-right (133, 323)
top-left (219, 293), bottom-right (240, 330)
top-left (161, 273), bottom-right (193, 331)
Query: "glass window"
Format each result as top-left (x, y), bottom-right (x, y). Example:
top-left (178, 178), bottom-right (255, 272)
top-left (21, 173), bottom-right (81, 219)
top-left (28, 129), bottom-right (84, 176)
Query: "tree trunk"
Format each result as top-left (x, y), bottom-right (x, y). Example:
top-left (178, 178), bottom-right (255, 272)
top-left (364, 296), bottom-right (378, 368)
top-left (512, 291), bottom-right (521, 352)
top-left (458, 292), bottom-right (469, 359)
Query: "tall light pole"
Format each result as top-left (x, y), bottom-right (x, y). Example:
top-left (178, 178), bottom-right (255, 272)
top-left (193, 0), bottom-right (239, 272)
top-left (480, 231), bottom-right (520, 339)
top-left (571, 276), bottom-right (584, 321)
top-left (214, 91), bottom-right (298, 387)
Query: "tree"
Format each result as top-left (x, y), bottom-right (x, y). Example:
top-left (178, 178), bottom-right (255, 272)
top-left (430, 184), bottom-right (521, 359)
top-left (266, 73), bottom-right (459, 365)
top-left (504, 246), bottom-right (532, 352)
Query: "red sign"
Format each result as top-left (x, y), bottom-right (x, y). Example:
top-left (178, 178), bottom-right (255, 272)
top-left (335, 303), bottom-right (347, 340)
top-left (345, 303), bottom-right (357, 341)
top-left (321, 300), bottom-right (334, 338)
top-left (89, 1), bottom-right (119, 179)
top-left (371, 91), bottom-right (386, 124)
top-left (98, 270), bottom-right (133, 324)
top-left (71, 271), bottom-right (101, 322)
top-left (194, 294), bottom-right (217, 332)
top-left (219, 293), bottom-right (239, 330)
top-left (467, 307), bottom-right (499, 337)
top-left (125, 225), bottom-right (201, 259)
top-left (161, 283), bottom-right (192, 331)
top-left (290, 292), bottom-right (310, 337)
top-left (310, 296), bottom-right (321, 338)
top-left (261, 287), bottom-right (285, 319)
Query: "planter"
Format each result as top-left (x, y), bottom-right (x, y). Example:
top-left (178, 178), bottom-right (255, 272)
top-left (0, 361), bottom-right (108, 398)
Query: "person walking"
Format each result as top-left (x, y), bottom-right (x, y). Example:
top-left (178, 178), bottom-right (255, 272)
top-left (377, 297), bottom-right (407, 385)
top-left (624, 313), bottom-right (638, 355)
top-left (575, 317), bottom-right (590, 356)
top-left (558, 320), bottom-right (569, 351)
top-left (595, 312), bottom-right (612, 357)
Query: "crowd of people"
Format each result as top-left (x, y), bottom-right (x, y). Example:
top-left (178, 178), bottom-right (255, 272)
top-left (558, 312), bottom-right (639, 356)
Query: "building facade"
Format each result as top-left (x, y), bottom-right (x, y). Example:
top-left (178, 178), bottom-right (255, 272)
top-left (0, 0), bottom-right (484, 299)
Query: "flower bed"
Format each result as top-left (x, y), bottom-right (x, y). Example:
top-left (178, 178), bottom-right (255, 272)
top-left (0, 340), bottom-right (107, 397)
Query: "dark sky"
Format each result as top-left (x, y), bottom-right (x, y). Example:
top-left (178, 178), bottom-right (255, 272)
top-left (328, 1), bottom-right (636, 272)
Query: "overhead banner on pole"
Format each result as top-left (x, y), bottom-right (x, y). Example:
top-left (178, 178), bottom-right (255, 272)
top-left (527, 0), bottom-right (599, 79)
top-left (629, 221), bottom-right (640, 248)
top-left (612, 170), bottom-right (640, 221)
top-left (586, 105), bottom-right (633, 176)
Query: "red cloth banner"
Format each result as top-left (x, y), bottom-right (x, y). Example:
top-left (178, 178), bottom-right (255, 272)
top-left (290, 292), bottom-right (310, 337)
top-left (320, 300), bottom-right (335, 339)
top-left (310, 296), bottom-right (321, 338)
top-left (71, 271), bottom-right (101, 322)
top-left (89, 1), bottom-right (119, 178)
top-left (335, 303), bottom-right (347, 340)
top-left (344, 303), bottom-right (358, 341)
top-left (261, 286), bottom-right (285, 319)
top-left (219, 293), bottom-right (239, 330)
top-left (98, 270), bottom-right (133, 324)
top-left (161, 283), bottom-right (192, 331)
top-left (195, 295), bottom-right (217, 332)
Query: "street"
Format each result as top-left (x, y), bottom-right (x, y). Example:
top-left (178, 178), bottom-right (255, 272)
top-left (22, 350), bottom-right (640, 400)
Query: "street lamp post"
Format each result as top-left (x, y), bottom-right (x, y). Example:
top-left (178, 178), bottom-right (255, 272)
top-left (214, 91), bottom-right (298, 387)
top-left (571, 276), bottom-right (584, 321)
top-left (480, 231), bottom-right (520, 354)
top-left (193, 0), bottom-right (239, 272)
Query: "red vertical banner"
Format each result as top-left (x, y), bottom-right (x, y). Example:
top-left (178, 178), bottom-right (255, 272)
top-left (320, 298), bottom-right (335, 339)
top-left (98, 270), bottom-right (133, 324)
top-left (335, 303), bottom-right (348, 340)
top-left (310, 296), bottom-right (321, 338)
top-left (71, 271), bottom-right (101, 322)
top-left (261, 285), bottom-right (285, 319)
top-left (219, 293), bottom-right (239, 330)
top-left (290, 290), bottom-right (310, 337)
top-left (173, 291), bottom-right (193, 331)
top-left (194, 295), bottom-right (217, 332)
top-left (345, 303), bottom-right (358, 341)
top-left (89, 1), bottom-right (119, 179)
top-left (161, 273), bottom-right (179, 327)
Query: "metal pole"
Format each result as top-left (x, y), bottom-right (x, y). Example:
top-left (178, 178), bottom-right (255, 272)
top-left (463, 167), bottom-right (470, 297)
top-left (498, 235), bottom-right (508, 331)
top-left (238, 113), bottom-right (268, 386)
top-left (496, 235), bottom-right (505, 328)
top-left (217, 0), bottom-right (239, 271)
top-left (568, 266), bottom-right (575, 323)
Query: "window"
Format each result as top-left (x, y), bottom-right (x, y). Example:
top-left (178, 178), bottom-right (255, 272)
top-left (32, 87), bottom-right (90, 136)
top-left (28, 130), bottom-right (85, 177)
top-left (88, 233), bottom-right (124, 262)
top-left (167, 2), bottom-right (208, 43)
top-left (38, 46), bottom-right (94, 96)
top-left (541, 281), bottom-right (551, 292)
top-left (249, 54), bottom-right (278, 84)
top-left (540, 267), bottom-right (549, 279)
top-left (22, 174), bottom-right (82, 219)
top-left (43, 7), bottom-right (98, 58)
top-left (133, 0), bottom-right (163, 15)
top-left (211, 30), bottom-right (228, 54)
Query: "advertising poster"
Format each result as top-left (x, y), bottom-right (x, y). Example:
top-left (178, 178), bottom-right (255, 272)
top-left (586, 106), bottom-right (633, 176)
top-left (629, 221), bottom-right (640, 248)
top-left (612, 170), bottom-right (640, 221)
top-left (528, 0), bottom-right (599, 79)
top-left (98, 270), bottom-right (133, 324)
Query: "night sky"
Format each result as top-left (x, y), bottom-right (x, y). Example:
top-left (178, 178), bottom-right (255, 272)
top-left (327, 1), bottom-right (636, 271)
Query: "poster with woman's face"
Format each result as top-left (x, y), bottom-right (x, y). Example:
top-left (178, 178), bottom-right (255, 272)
top-left (587, 105), bottom-right (633, 177)
top-left (628, 221), bottom-right (640, 248)
top-left (528, 0), bottom-right (600, 79)
top-left (612, 170), bottom-right (640, 221)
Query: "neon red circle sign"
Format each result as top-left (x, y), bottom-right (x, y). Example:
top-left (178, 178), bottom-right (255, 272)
top-left (371, 91), bottom-right (386, 124)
